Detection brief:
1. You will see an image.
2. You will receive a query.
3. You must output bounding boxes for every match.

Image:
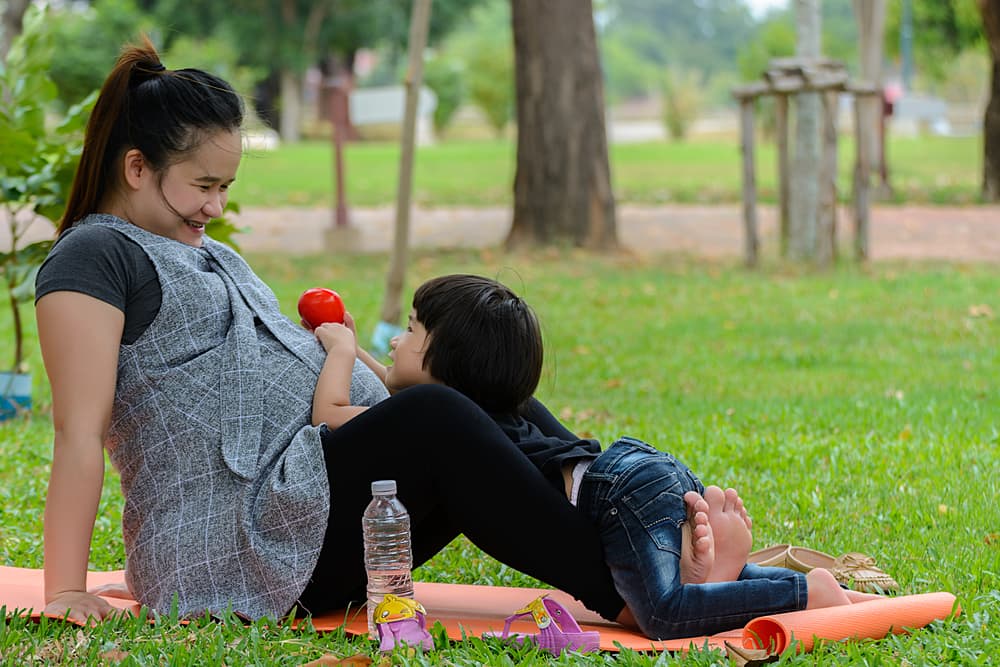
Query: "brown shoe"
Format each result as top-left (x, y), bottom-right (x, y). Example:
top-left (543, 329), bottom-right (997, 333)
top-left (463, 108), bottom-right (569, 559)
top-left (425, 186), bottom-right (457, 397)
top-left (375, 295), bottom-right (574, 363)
top-left (786, 546), bottom-right (838, 573)
top-left (786, 547), bottom-right (899, 592)
top-left (830, 552), bottom-right (900, 593)
top-left (747, 544), bottom-right (791, 568)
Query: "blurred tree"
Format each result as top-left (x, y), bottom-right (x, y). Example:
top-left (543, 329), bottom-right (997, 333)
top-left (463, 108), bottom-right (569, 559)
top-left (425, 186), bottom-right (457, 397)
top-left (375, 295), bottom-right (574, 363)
top-left (599, 33), bottom-right (660, 103)
top-left (46, 0), bottom-right (152, 108)
top-left (13, 0), bottom-right (486, 140)
top-left (133, 0), bottom-right (230, 47)
top-left (737, 20), bottom-right (796, 138)
top-left (161, 35), bottom-right (263, 109)
top-left (600, 0), bottom-right (754, 78)
top-left (508, 0), bottom-right (616, 249)
top-left (817, 2), bottom-right (859, 68)
top-left (131, 0), bottom-right (484, 141)
top-left (977, 0), bottom-right (1000, 199)
top-left (790, 0), bottom-right (823, 263)
top-left (465, 35), bottom-right (513, 137)
top-left (660, 67), bottom-right (703, 141)
top-left (741, 3), bottom-right (857, 75)
top-left (0, 0), bottom-right (30, 60)
top-left (853, 1), bottom-right (889, 193)
top-left (885, 0), bottom-right (982, 83)
top-left (885, 1), bottom-right (997, 199)
top-left (738, 20), bottom-right (798, 80)
top-left (223, 0), bottom-right (340, 142)
top-left (442, 0), bottom-right (512, 135)
top-left (422, 55), bottom-right (466, 134)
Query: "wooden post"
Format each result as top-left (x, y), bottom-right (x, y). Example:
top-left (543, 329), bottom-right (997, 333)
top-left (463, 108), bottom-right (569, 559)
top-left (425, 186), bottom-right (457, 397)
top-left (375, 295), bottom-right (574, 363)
top-left (854, 0), bottom-right (888, 183)
top-left (379, 0), bottom-right (432, 329)
top-left (739, 97), bottom-right (759, 267)
top-left (817, 90), bottom-right (838, 266)
top-left (775, 94), bottom-right (790, 256)
top-left (852, 93), bottom-right (871, 261)
top-left (329, 76), bottom-right (350, 229)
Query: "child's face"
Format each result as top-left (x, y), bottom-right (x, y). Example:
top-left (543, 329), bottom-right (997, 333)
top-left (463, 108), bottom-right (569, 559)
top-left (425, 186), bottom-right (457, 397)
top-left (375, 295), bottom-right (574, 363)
top-left (385, 310), bottom-right (436, 392)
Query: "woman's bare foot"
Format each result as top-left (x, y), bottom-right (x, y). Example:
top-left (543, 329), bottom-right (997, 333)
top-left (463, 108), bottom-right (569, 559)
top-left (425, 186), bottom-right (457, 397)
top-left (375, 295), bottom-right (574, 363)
top-left (704, 486), bottom-right (753, 583)
top-left (680, 491), bottom-right (714, 584)
top-left (845, 589), bottom-right (883, 603)
top-left (733, 493), bottom-right (752, 532)
top-left (805, 568), bottom-right (852, 608)
top-left (615, 604), bottom-right (638, 629)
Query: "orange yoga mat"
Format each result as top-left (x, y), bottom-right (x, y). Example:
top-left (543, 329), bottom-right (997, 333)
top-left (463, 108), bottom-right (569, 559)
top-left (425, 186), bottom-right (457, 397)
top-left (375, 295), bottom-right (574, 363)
top-left (0, 567), bottom-right (958, 654)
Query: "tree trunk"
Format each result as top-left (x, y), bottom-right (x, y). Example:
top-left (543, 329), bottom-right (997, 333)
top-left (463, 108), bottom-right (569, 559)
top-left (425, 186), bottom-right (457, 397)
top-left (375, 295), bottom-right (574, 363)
top-left (507, 0), bottom-right (616, 249)
top-left (279, 68), bottom-right (302, 143)
top-left (0, 0), bottom-right (30, 60)
top-left (978, 0), bottom-right (1000, 201)
top-left (853, 0), bottom-right (887, 186)
top-left (789, 0), bottom-right (822, 261)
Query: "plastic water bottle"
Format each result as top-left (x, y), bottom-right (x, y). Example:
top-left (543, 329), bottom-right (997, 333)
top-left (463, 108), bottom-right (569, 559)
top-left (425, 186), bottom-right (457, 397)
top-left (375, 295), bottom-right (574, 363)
top-left (362, 479), bottom-right (414, 638)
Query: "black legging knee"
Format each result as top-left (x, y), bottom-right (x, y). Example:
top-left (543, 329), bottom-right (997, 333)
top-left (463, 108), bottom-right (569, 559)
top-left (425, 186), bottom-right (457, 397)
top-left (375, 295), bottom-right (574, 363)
top-left (297, 384), bottom-right (623, 621)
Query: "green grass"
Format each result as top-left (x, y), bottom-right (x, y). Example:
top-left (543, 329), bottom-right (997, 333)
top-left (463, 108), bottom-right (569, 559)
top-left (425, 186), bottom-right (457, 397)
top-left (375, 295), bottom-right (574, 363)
top-left (2, 250), bottom-right (999, 664)
top-left (234, 134), bottom-right (987, 208)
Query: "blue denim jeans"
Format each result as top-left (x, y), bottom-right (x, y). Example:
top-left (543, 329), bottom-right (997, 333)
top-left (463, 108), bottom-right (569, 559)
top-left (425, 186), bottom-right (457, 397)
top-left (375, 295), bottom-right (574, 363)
top-left (576, 437), bottom-right (808, 639)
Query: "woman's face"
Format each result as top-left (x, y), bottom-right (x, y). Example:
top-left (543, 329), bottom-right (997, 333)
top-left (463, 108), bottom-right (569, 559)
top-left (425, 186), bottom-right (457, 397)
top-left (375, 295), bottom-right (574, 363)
top-left (133, 129), bottom-right (241, 247)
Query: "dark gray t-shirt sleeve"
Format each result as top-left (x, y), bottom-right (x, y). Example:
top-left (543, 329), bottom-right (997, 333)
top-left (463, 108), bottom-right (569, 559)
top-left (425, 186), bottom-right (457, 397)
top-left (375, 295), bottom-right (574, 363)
top-left (35, 224), bottom-right (161, 345)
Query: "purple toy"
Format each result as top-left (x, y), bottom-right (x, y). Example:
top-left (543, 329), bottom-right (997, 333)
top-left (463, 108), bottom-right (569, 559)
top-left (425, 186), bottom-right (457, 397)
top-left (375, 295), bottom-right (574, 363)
top-left (485, 595), bottom-right (601, 655)
top-left (373, 594), bottom-right (434, 652)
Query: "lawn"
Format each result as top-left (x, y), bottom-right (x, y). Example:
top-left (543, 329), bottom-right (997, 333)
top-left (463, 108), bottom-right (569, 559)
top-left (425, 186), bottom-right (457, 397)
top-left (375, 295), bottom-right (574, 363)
top-left (234, 134), bottom-right (985, 208)
top-left (1, 248), bottom-right (998, 664)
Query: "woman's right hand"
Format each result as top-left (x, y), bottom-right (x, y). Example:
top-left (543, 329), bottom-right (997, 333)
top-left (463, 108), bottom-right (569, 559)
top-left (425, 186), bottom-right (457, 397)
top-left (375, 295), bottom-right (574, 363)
top-left (43, 590), bottom-right (117, 626)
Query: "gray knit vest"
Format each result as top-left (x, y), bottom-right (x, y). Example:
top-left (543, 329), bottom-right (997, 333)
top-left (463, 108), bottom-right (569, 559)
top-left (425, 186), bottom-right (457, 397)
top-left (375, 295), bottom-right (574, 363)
top-left (82, 215), bottom-right (388, 619)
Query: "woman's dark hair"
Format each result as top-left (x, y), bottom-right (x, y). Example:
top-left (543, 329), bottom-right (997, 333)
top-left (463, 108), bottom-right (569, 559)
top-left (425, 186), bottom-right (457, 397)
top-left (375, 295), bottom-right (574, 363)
top-left (413, 274), bottom-right (543, 414)
top-left (59, 35), bottom-right (244, 232)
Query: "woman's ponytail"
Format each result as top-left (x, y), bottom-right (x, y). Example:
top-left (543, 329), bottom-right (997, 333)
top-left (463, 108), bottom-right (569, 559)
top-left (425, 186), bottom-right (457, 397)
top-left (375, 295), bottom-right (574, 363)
top-left (59, 36), bottom-right (165, 233)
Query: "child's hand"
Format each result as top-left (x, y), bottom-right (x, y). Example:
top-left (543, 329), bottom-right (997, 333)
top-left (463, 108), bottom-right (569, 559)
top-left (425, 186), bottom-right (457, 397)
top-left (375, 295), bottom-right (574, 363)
top-left (343, 311), bottom-right (358, 336)
top-left (314, 322), bottom-right (356, 355)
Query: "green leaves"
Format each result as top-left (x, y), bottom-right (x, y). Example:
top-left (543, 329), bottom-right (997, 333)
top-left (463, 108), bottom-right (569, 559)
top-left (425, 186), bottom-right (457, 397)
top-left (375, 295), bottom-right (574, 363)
top-left (1, 4), bottom-right (95, 372)
top-left (207, 200), bottom-right (246, 253)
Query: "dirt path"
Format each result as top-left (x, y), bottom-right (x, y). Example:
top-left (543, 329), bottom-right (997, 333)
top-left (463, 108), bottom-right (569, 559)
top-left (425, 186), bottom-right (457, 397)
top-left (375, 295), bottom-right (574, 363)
top-left (5, 204), bottom-right (998, 262)
top-left (233, 203), bottom-right (1000, 262)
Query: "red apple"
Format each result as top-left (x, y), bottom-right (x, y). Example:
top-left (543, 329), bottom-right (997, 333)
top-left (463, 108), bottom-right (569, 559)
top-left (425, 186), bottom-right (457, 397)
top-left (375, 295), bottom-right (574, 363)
top-left (298, 287), bottom-right (346, 328)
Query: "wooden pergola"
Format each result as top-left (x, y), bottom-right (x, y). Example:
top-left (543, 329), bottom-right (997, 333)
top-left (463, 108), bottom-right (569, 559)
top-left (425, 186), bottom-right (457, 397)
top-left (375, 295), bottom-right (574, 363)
top-left (732, 58), bottom-right (881, 267)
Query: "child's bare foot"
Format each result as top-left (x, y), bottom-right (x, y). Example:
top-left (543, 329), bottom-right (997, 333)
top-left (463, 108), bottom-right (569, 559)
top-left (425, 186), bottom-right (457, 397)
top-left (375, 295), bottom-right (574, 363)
top-left (805, 568), bottom-right (852, 608)
top-left (704, 485), bottom-right (753, 583)
top-left (680, 491), bottom-right (714, 584)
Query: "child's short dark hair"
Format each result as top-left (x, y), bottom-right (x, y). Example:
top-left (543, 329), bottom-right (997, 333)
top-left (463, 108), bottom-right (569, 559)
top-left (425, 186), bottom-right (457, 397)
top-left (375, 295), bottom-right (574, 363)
top-left (413, 274), bottom-right (542, 414)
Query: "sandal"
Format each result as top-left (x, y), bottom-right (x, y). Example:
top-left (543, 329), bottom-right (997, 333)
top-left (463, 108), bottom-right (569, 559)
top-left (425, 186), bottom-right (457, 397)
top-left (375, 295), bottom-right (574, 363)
top-left (373, 594), bottom-right (434, 652)
top-left (484, 595), bottom-right (600, 655)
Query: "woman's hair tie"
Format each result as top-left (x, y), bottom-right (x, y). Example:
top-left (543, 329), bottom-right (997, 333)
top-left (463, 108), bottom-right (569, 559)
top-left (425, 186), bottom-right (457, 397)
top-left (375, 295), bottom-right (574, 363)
top-left (136, 61), bottom-right (166, 74)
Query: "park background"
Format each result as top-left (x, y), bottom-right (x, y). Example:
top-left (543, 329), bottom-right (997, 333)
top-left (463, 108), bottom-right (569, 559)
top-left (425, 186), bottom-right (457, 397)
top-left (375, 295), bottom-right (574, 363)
top-left (1, 0), bottom-right (999, 664)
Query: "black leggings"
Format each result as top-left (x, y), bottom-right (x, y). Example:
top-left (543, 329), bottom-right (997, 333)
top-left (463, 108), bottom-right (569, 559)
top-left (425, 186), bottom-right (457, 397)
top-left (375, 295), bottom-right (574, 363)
top-left (298, 384), bottom-right (624, 621)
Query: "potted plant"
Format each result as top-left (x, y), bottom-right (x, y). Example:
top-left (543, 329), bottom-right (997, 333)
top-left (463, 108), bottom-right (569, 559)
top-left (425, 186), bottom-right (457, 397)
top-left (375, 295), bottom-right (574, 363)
top-left (1, 7), bottom-right (95, 420)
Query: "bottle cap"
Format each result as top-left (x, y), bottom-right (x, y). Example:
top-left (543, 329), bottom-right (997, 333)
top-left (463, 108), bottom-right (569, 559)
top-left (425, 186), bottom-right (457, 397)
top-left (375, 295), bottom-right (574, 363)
top-left (371, 480), bottom-right (397, 495)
